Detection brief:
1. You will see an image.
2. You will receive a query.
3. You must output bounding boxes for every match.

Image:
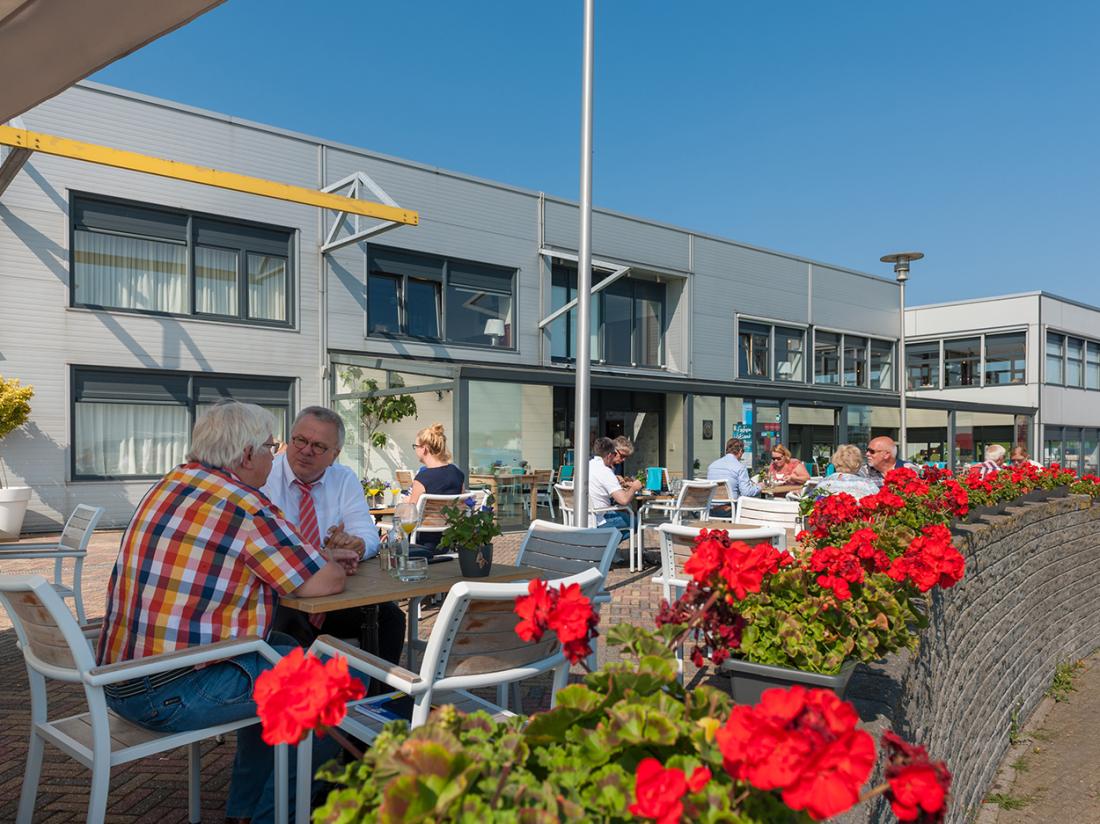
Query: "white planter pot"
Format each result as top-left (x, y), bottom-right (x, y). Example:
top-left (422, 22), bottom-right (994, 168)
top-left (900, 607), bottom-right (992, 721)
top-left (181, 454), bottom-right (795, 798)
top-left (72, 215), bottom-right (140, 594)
top-left (0, 486), bottom-right (32, 541)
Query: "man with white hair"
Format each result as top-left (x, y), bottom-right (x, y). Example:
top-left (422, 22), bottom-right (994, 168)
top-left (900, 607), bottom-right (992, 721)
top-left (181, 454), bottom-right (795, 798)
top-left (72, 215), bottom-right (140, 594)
top-left (97, 400), bottom-right (350, 824)
top-left (977, 443), bottom-right (1007, 478)
top-left (858, 435), bottom-right (919, 487)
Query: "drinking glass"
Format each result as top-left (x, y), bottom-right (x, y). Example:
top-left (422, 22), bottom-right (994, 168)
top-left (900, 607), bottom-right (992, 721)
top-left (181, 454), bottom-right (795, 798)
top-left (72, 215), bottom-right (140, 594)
top-left (392, 502), bottom-right (419, 574)
top-left (398, 557), bottom-right (429, 582)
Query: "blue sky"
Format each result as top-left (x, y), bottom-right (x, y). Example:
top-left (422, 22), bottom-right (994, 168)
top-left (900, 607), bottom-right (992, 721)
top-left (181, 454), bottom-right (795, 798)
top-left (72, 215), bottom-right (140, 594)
top-left (93, 1), bottom-right (1100, 306)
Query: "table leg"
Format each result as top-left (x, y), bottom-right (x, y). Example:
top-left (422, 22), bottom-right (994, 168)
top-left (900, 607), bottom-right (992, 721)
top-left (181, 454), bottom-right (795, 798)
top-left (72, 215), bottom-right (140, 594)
top-left (357, 604), bottom-right (384, 695)
top-left (530, 481), bottom-right (538, 521)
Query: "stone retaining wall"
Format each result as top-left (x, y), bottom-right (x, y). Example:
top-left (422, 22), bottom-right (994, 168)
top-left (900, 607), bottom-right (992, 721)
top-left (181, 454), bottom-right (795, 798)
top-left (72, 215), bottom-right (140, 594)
top-left (843, 495), bottom-right (1100, 824)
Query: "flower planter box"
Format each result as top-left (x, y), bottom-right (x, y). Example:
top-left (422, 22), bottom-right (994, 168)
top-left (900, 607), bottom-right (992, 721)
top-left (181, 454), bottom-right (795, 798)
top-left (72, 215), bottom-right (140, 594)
top-left (721, 657), bottom-right (857, 705)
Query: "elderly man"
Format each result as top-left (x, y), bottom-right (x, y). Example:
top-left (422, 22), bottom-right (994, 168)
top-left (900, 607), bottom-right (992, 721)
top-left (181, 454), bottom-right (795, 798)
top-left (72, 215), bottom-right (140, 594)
top-left (858, 435), bottom-right (919, 487)
top-left (263, 405), bottom-right (406, 665)
top-left (589, 436), bottom-right (642, 544)
top-left (977, 443), bottom-right (1007, 478)
top-left (96, 401), bottom-right (349, 824)
top-left (707, 437), bottom-right (760, 516)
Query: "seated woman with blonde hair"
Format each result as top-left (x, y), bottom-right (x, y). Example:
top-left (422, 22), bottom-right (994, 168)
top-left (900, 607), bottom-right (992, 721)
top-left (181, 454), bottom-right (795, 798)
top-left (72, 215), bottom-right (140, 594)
top-left (766, 443), bottom-right (810, 485)
top-left (407, 423), bottom-right (466, 552)
top-left (812, 444), bottom-right (880, 500)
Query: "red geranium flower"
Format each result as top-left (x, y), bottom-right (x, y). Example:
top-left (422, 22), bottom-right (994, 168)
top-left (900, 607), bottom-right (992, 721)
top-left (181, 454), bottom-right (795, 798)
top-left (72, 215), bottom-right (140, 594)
top-left (514, 578), bottom-right (554, 642)
top-left (253, 647), bottom-right (366, 746)
top-left (513, 577), bottom-right (600, 664)
top-left (882, 730), bottom-right (952, 822)
top-left (716, 686), bottom-right (875, 820)
top-left (628, 758), bottom-right (711, 824)
top-left (887, 525), bottom-right (965, 592)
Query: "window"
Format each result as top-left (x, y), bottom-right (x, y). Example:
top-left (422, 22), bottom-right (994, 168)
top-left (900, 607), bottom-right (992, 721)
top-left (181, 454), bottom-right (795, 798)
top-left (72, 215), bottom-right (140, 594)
top-left (445, 260), bottom-right (514, 347)
top-left (1088, 342), bottom-right (1100, 390)
top-left (549, 263), bottom-right (665, 367)
top-left (814, 331), bottom-right (840, 385)
top-left (72, 196), bottom-right (293, 325)
top-left (943, 337), bottom-right (980, 387)
top-left (1066, 337), bottom-right (1085, 387)
top-left (984, 332), bottom-right (1026, 385)
top-left (1046, 332), bottom-right (1065, 384)
top-left (72, 367), bottom-right (292, 480)
top-left (843, 336), bottom-right (868, 387)
top-left (870, 339), bottom-right (894, 390)
top-left (738, 321), bottom-right (770, 378)
top-left (906, 341), bottom-right (940, 389)
top-left (774, 327), bottom-right (805, 382)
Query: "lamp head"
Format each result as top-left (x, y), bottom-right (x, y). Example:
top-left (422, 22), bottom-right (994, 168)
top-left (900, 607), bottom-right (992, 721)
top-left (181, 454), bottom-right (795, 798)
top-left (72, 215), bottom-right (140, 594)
top-left (880, 251), bottom-right (924, 284)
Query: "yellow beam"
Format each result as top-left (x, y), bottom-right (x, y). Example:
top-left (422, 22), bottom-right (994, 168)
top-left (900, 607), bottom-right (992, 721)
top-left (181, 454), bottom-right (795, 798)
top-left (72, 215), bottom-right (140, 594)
top-left (0, 126), bottom-right (418, 226)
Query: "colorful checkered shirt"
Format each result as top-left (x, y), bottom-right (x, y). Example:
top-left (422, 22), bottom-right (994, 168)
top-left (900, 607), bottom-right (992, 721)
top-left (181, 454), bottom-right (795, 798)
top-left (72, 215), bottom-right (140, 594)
top-left (97, 462), bottom-right (325, 665)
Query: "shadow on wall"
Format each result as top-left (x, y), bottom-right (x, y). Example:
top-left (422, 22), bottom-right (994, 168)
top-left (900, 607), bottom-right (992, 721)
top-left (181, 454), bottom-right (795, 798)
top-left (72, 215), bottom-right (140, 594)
top-left (3, 422), bottom-right (138, 534)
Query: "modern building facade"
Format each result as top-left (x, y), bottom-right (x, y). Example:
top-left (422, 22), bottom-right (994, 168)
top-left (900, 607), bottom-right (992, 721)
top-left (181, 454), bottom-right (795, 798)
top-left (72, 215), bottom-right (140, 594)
top-left (0, 82), bottom-right (1048, 531)
top-left (907, 292), bottom-right (1100, 473)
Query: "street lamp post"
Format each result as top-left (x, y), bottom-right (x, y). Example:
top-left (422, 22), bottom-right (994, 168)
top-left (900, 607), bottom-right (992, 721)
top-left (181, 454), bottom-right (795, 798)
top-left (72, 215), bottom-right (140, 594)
top-left (880, 252), bottom-right (924, 462)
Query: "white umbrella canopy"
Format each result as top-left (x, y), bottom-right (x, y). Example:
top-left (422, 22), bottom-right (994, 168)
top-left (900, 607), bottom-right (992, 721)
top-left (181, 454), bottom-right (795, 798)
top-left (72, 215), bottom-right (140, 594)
top-left (0, 0), bottom-right (224, 123)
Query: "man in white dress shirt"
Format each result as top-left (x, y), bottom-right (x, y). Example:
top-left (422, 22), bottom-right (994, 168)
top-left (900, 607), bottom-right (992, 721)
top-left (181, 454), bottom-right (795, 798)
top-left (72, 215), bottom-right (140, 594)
top-left (589, 436), bottom-right (642, 545)
top-left (262, 406), bottom-right (405, 664)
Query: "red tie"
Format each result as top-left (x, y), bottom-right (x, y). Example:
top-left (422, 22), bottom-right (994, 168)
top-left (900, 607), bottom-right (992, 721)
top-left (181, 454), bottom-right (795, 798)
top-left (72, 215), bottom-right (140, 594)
top-left (294, 480), bottom-right (326, 630)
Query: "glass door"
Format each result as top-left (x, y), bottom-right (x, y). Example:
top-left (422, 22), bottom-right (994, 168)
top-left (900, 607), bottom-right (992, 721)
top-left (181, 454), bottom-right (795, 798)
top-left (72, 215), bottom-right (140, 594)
top-left (787, 405), bottom-right (838, 475)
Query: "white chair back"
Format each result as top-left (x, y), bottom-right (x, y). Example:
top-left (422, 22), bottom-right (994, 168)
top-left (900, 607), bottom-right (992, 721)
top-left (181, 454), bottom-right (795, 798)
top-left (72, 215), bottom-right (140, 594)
top-left (655, 522), bottom-right (785, 601)
top-left (735, 496), bottom-right (802, 530)
top-left (412, 491), bottom-right (489, 543)
top-left (516, 520), bottom-right (619, 581)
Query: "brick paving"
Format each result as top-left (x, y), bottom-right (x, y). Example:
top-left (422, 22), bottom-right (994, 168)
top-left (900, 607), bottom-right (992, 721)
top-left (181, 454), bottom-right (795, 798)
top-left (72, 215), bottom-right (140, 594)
top-left (0, 527), bottom-right (691, 822)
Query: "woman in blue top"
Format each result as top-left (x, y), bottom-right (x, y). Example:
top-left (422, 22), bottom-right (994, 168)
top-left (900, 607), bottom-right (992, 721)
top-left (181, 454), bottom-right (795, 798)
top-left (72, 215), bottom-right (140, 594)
top-left (407, 423), bottom-right (465, 552)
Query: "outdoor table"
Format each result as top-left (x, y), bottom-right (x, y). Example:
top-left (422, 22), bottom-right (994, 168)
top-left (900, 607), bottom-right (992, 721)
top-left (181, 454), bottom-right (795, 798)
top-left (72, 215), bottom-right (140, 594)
top-left (469, 472), bottom-right (541, 520)
top-left (684, 519), bottom-right (802, 549)
top-left (279, 558), bottom-right (540, 656)
top-left (759, 483), bottom-right (804, 498)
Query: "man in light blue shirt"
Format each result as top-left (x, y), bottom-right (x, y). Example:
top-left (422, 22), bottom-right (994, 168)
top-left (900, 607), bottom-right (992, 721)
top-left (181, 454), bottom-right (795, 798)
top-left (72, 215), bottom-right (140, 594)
top-left (706, 437), bottom-right (760, 516)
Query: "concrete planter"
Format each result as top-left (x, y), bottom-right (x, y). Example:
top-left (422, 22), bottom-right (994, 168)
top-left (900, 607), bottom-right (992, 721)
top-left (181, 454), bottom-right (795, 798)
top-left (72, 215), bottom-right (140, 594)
top-left (0, 486), bottom-right (32, 540)
top-left (722, 657), bottom-right (857, 705)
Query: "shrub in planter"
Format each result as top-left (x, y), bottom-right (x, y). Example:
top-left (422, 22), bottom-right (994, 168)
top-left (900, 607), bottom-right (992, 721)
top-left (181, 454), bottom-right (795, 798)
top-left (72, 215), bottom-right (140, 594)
top-left (0, 375), bottom-right (33, 488)
top-left (255, 592), bottom-right (952, 823)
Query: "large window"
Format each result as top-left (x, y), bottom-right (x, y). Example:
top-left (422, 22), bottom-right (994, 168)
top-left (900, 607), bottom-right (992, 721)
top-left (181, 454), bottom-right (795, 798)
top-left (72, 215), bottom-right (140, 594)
top-left (775, 327), bottom-right (805, 382)
top-left (813, 331), bottom-right (840, 385)
top-left (72, 367), bottom-right (292, 480)
top-left (984, 333), bottom-right (1026, 386)
top-left (843, 336), bottom-right (868, 387)
top-left (870, 339), bottom-right (894, 390)
top-left (906, 341), bottom-right (940, 390)
top-left (943, 337), bottom-right (981, 387)
top-left (72, 196), bottom-right (293, 325)
top-left (367, 246), bottom-right (515, 347)
top-left (550, 263), bottom-right (665, 367)
top-left (1046, 332), bottom-right (1065, 384)
top-left (738, 321), bottom-right (770, 378)
top-left (1066, 337), bottom-right (1085, 388)
top-left (1088, 342), bottom-right (1100, 390)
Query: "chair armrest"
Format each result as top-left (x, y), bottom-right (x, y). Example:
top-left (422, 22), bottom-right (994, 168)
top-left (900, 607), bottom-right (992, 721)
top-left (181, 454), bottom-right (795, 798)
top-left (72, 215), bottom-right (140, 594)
top-left (0, 544), bottom-right (79, 559)
top-left (593, 592), bottom-right (612, 605)
top-left (310, 634), bottom-right (424, 693)
top-left (85, 635), bottom-right (277, 685)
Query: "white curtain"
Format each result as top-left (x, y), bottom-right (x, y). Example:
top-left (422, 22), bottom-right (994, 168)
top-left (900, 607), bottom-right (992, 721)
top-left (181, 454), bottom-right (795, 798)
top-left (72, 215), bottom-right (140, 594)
top-left (248, 254), bottom-right (287, 321)
top-left (195, 245), bottom-right (238, 315)
top-left (73, 230), bottom-right (187, 313)
top-left (197, 403), bottom-right (286, 441)
top-left (75, 403), bottom-right (189, 477)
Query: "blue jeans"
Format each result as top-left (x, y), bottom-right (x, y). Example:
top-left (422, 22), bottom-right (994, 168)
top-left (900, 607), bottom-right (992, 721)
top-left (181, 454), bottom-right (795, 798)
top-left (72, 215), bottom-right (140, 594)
top-left (105, 632), bottom-right (339, 823)
top-left (599, 510), bottom-right (632, 545)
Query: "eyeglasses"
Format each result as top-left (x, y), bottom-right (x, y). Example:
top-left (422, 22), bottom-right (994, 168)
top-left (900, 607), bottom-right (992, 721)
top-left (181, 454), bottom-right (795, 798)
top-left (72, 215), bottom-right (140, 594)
top-left (257, 440), bottom-right (278, 456)
top-left (412, 442), bottom-right (423, 450)
top-left (866, 448), bottom-right (889, 455)
top-left (290, 434), bottom-right (332, 455)
top-left (771, 456), bottom-right (784, 462)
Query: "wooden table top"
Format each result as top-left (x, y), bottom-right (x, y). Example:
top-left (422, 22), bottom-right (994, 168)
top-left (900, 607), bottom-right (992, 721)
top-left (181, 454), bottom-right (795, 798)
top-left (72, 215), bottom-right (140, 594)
top-left (279, 559), bottom-right (540, 614)
top-left (469, 472), bottom-right (541, 483)
top-left (684, 520), bottom-right (779, 531)
top-left (760, 483), bottom-right (804, 498)
top-left (369, 506), bottom-right (395, 517)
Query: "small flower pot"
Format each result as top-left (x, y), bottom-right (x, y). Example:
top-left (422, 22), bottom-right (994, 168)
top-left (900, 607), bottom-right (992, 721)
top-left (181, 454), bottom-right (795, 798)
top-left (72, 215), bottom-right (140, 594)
top-left (721, 657), bottom-right (857, 705)
top-left (458, 544), bottom-right (493, 578)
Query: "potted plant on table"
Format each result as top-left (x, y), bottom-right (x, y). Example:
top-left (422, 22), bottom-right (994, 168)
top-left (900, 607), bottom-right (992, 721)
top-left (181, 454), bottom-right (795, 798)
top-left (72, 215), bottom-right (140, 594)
top-left (0, 375), bottom-right (34, 541)
top-left (438, 494), bottom-right (503, 577)
top-left (360, 477), bottom-right (391, 509)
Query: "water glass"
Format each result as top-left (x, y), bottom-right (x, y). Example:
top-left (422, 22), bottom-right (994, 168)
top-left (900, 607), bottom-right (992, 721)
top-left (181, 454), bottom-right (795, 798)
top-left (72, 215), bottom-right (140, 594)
top-left (398, 557), bottom-right (428, 582)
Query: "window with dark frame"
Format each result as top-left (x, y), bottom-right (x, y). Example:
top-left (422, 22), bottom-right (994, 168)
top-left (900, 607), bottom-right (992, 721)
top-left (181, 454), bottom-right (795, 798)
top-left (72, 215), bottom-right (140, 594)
top-left (943, 337), bottom-right (981, 387)
top-left (906, 341), bottom-right (940, 390)
top-left (843, 335), bottom-right (868, 387)
top-left (71, 367), bottom-right (292, 481)
top-left (71, 195), bottom-right (293, 325)
top-left (870, 339), bottom-right (894, 390)
top-left (813, 331), bottom-right (840, 385)
top-left (984, 332), bottom-right (1026, 386)
top-left (738, 321), bottom-right (771, 379)
top-left (1046, 332), bottom-right (1065, 385)
top-left (549, 262), bottom-right (665, 367)
top-left (774, 326), bottom-right (805, 382)
top-left (1066, 337), bottom-right (1085, 388)
top-left (367, 246), bottom-right (514, 347)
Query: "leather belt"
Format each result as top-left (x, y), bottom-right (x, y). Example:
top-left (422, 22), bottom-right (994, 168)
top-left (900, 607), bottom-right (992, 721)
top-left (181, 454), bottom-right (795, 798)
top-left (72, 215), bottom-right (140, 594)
top-left (103, 666), bottom-right (194, 699)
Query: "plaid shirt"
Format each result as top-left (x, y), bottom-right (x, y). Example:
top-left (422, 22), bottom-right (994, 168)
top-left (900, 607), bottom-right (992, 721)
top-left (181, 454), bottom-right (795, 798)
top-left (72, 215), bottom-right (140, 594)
top-left (97, 462), bottom-right (325, 665)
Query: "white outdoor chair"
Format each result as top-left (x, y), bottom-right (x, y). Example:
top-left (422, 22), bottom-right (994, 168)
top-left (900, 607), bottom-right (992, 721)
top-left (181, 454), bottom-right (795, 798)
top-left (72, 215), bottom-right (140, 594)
top-left (735, 497), bottom-right (802, 549)
top-left (637, 480), bottom-right (721, 569)
top-left (653, 523), bottom-right (784, 680)
top-left (512, 519), bottom-right (618, 674)
top-left (553, 482), bottom-right (637, 571)
top-left (296, 568), bottom-right (604, 823)
top-left (0, 504), bottom-right (104, 624)
top-left (405, 490), bottom-right (491, 668)
top-left (706, 480), bottom-right (737, 523)
top-left (0, 574), bottom-right (289, 824)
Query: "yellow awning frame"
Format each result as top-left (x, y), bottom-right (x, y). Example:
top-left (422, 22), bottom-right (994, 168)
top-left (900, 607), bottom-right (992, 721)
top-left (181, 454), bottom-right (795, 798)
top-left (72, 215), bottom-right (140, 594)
top-left (0, 124), bottom-right (419, 226)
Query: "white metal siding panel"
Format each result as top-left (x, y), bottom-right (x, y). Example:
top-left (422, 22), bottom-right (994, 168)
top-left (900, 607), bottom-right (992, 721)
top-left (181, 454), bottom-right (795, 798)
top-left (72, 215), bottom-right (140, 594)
top-left (543, 199), bottom-right (691, 272)
top-left (812, 266), bottom-right (898, 338)
top-left (907, 296), bottom-right (1037, 338)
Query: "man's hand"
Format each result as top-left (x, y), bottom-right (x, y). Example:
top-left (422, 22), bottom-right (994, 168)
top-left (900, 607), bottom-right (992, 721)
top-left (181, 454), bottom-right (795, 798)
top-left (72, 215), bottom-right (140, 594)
top-left (324, 546), bottom-right (361, 575)
top-left (326, 522), bottom-right (366, 555)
